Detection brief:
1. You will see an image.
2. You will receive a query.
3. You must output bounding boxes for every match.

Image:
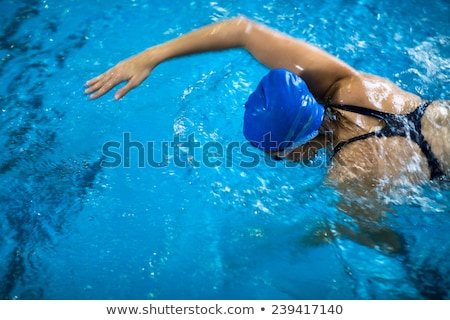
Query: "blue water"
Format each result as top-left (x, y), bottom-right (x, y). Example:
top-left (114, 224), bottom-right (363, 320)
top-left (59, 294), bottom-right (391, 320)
top-left (0, 0), bottom-right (449, 299)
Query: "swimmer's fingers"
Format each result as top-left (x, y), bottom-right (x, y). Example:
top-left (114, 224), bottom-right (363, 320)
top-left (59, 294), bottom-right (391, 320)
top-left (85, 68), bottom-right (127, 99)
top-left (85, 72), bottom-right (106, 88)
top-left (84, 75), bottom-right (103, 96)
top-left (113, 71), bottom-right (150, 100)
top-left (85, 69), bottom-right (114, 92)
top-left (85, 54), bottom-right (153, 100)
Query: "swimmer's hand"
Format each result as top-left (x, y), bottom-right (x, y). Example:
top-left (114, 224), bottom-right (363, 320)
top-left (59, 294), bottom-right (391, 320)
top-left (85, 50), bottom-right (156, 100)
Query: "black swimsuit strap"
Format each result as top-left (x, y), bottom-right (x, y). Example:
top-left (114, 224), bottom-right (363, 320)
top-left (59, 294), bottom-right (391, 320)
top-left (330, 103), bottom-right (408, 155)
top-left (329, 101), bottom-right (446, 180)
top-left (328, 103), bottom-right (395, 121)
top-left (331, 102), bottom-right (431, 137)
top-left (332, 131), bottom-right (378, 155)
top-left (404, 102), bottom-right (446, 179)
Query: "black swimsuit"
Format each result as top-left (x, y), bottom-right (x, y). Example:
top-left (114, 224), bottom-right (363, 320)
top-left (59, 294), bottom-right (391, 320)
top-left (330, 101), bottom-right (446, 180)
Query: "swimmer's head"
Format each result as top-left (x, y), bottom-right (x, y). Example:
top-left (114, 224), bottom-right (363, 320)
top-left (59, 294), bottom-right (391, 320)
top-left (244, 69), bottom-right (325, 153)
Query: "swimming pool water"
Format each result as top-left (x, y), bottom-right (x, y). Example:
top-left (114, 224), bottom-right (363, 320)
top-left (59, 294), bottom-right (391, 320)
top-left (0, 0), bottom-right (449, 299)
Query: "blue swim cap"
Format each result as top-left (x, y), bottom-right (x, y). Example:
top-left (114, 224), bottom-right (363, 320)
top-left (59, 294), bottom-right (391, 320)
top-left (244, 69), bottom-right (324, 152)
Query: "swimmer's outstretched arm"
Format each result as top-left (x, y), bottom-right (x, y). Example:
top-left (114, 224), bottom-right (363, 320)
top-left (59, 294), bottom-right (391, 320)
top-left (85, 16), bottom-right (356, 100)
